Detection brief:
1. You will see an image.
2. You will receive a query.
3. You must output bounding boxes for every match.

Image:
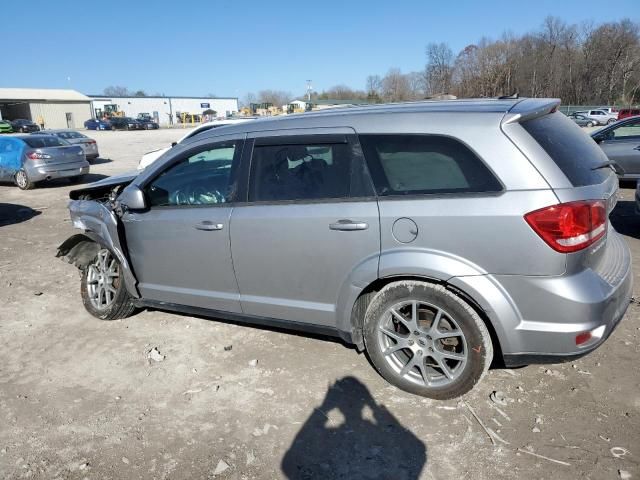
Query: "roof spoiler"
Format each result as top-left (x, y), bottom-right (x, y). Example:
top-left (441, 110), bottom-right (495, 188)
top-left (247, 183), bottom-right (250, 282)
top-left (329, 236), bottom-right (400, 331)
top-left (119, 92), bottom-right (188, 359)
top-left (502, 98), bottom-right (561, 125)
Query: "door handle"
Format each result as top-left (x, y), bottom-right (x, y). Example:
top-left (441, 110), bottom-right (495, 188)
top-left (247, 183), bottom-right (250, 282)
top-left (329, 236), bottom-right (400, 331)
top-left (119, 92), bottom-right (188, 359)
top-left (329, 220), bottom-right (369, 231)
top-left (194, 221), bottom-right (224, 231)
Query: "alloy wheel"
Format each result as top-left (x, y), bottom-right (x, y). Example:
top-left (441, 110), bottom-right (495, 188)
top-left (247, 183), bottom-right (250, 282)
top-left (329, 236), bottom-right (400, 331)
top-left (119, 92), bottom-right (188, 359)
top-left (15, 170), bottom-right (28, 189)
top-left (377, 300), bottom-right (468, 387)
top-left (86, 249), bottom-right (120, 310)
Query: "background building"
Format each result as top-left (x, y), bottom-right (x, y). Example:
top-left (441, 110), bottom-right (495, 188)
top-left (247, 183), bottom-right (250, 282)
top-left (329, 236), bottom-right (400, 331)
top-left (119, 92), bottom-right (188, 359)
top-left (0, 88), bottom-right (92, 129)
top-left (88, 95), bottom-right (239, 125)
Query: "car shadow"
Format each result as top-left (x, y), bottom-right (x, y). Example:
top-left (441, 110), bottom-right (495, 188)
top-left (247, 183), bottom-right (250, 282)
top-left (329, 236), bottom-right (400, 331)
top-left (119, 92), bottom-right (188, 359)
top-left (35, 173), bottom-right (109, 189)
top-left (0, 203), bottom-right (41, 226)
top-left (610, 200), bottom-right (640, 240)
top-left (281, 376), bottom-right (427, 479)
top-left (89, 157), bottom-right (112, 165)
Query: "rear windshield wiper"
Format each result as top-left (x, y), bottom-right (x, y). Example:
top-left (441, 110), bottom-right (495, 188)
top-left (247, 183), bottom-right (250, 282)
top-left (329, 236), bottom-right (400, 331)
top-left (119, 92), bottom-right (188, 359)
top-left (592, 161), bottom-right (625, 175)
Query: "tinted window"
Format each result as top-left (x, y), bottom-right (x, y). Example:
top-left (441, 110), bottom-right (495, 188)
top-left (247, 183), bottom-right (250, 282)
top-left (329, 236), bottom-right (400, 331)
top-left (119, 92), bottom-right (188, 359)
top-left (610, 118), bottom-right (640, 139)
top-left (56, 131), bottom-right (86, 140)
top-left (249, 140), bottom-right (362, 202)
top-left (24, 137), bottom-right (68, 148)
top-left (146, 141), bottom-right (241, 207)
top-left (522, 112), bottom-right (610, 187)
top-left (360, 134), bottom-right (501, 196)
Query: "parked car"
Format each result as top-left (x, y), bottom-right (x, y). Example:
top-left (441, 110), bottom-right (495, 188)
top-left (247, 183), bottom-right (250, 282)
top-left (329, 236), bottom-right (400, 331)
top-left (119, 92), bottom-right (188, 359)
top-left (109, 117), bottom-right (141, 131)
top-left (597, 107), bottom-right (619, 116)
top-left (577, 109), bottom-right (617, 125)
top-left (58, 98), bottom-right (631, 400)
top-left (592, 115), bottom-right (640, 180)
top-left (0, 119), bottom-right (13, 133)
top-left (138, 118), bottom-right (257, 169)
top-left (618, 108), bottom-right (640, 121)
top-left (38, 129), bottom-right (100, 160)
top-left (84, 118), bottom-right (112, 131)
top-left (567, 113), bottom-right (596, 127)
top-left (10, 119), bottom-right (40, 133)
top-left (0, 134), bottom-right (89, 190)
top-left (135, 118), bottom-right (159, 130)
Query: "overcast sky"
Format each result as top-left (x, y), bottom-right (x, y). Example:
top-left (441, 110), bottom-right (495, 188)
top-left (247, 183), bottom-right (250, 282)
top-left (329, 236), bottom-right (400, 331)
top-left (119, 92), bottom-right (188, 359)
top-left (2, 0), bottom-right (638, 99)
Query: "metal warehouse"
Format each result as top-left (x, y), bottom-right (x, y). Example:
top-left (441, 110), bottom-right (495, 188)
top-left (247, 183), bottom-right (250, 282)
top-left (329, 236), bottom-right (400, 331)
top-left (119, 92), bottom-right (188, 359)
top-left (0, 88), bottom-right (92, 129)
top-left (88, 95), bottom-right (239, 126)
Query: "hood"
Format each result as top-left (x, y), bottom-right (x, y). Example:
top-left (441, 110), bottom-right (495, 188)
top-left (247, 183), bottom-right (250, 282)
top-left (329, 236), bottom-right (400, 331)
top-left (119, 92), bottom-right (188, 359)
top-left (69, 171), bottom-right (139, 200)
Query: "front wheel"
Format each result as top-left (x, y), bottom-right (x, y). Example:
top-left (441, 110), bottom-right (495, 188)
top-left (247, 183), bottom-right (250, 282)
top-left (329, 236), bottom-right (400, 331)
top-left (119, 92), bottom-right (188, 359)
top-left (81, 248), bottom-right (136, 320)
top-left (607, 118), bottom-right (616, 125)
top-left (363, 281), bottom-right (493, 399)
top-left (587, 121), bottom-right (594, 127)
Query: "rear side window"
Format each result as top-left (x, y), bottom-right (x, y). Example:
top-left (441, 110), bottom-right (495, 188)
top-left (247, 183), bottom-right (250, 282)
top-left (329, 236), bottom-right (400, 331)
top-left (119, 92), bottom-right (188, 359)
top-left (522, 113), bottom-right (610, 187)
top-left (249, 137), bottom-right (370, 202)
top-left (24, 137), bottom-right (68, 148)
top-left (359, 134), bottom-right (501, 196)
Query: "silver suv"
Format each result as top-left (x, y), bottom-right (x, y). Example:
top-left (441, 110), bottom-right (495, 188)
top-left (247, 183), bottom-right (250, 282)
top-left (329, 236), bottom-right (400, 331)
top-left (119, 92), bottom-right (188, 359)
top-left (58, 99), bottom-right (632, 399)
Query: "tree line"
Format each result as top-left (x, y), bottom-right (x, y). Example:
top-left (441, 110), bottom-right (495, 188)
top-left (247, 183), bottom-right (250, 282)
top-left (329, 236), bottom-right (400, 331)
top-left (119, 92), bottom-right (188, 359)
top-left (309, 17), bottom-right (640, 106)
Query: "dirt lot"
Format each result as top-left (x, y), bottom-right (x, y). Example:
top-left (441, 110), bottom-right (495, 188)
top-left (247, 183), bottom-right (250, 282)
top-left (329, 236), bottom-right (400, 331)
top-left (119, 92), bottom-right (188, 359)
top-left (0, 128), bottom-right (639, 480)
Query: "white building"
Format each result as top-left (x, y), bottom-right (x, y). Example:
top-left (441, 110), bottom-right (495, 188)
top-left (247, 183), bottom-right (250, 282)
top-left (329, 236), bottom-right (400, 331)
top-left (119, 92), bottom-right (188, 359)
top-left (0, 88), bottom-right (92, 129)
top-left (89, 95), bottom-right (239, 125)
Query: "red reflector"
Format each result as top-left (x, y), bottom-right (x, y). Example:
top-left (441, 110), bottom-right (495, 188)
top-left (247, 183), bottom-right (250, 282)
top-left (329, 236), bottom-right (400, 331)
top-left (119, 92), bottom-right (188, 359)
top-left (575, 331), bottom-right (592, 346)
top-left (525, 200), bottom-right (607, 253)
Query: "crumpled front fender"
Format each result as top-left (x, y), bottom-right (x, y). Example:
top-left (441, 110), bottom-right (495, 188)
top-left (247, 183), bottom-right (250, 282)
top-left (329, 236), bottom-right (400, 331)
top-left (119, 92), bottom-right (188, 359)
top-left (57, 199), bottom-right (140, 298)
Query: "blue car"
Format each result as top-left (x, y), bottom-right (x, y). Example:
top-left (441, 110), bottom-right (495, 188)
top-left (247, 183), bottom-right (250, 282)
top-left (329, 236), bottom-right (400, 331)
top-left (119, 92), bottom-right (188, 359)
top-left (84, 118), bottom-right (112, 130)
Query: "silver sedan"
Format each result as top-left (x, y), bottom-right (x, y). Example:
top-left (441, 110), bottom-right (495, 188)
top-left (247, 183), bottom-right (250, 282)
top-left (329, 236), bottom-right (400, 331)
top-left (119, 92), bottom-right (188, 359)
top-left (38, 129), bottom-right (100, 160)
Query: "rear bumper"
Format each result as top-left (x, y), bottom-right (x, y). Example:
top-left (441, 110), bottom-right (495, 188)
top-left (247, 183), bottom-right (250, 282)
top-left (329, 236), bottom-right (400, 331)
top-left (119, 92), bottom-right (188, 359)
top-left (26, 161), bottom-right (90, 182)
top-left (490, 230), bottom-right (632, 364)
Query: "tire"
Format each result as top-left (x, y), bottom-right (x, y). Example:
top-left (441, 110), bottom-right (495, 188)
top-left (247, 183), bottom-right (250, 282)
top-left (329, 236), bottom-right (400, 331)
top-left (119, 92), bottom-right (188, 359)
top-left (607, 118), bottom-right (616, 125)
top-left (363, 281), bottom-right (493, 399)
top-left (587, 121), bottom-right (594, 127)
top-left (80, 248), bottom-right (136, 320)
top-left (14, 169), bottom-right (34, 190)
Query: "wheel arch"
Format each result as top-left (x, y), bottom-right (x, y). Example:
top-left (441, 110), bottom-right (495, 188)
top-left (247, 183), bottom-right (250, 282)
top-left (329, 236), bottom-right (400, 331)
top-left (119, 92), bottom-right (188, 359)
top-left (345, 274), bottom-right (509, 365)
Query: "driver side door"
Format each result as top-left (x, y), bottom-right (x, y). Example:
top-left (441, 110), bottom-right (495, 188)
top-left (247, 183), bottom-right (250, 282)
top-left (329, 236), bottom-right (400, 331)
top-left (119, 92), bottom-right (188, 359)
top-left (123, 137), bottom-right (245, 312)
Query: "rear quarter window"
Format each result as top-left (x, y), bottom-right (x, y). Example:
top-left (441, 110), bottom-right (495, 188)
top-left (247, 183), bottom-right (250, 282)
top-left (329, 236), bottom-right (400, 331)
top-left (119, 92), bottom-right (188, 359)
top-left (359, 134), bottom-right (502, 196)
top-left (521, 112), bottom-right (610, 187)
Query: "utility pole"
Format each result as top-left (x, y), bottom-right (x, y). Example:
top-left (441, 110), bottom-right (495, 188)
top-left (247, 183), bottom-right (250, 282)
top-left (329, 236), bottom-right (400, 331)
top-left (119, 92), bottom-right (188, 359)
top-left (306, 80), bottom-right (313, 102)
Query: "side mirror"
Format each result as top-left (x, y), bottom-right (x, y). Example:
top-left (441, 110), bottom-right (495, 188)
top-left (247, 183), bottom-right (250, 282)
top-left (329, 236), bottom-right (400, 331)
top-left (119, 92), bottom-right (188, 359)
top-left (592, 135), bottom-right (603, 144)
top-left (171, 141), bottom-right (178, 147)
top-left (117, 185), bottom-right (147, 212)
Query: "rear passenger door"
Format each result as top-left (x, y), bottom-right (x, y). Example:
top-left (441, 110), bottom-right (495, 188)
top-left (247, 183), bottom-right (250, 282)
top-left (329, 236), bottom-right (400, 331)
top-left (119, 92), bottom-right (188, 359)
top-left (230, 130), bottom-right (379, 327)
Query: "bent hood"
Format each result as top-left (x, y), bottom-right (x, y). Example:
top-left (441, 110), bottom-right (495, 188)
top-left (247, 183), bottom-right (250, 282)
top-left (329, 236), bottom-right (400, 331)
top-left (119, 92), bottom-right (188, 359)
top-left (69, 171), bottom-right (139, 200)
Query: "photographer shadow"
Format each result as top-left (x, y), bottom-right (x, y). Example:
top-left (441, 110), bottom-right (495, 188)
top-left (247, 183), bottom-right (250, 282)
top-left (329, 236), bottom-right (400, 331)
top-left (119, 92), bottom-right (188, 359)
top-left (282, 376), bottom-right (427, 480)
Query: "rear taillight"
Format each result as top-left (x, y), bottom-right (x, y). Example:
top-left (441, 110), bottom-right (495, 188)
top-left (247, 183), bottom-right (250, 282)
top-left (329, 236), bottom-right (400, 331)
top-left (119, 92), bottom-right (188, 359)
top-left (524, 200), bottom-right (607, 253)
top-left (27, 152), bottom-right (51, 160)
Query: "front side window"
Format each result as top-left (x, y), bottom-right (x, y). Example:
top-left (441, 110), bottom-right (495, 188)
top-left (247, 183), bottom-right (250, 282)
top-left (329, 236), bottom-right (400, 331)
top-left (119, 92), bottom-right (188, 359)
top-left (249, 140), bottom-right (361, 202)
top-left (610, 119), bottom-right (640, 139)
top-left (360, 134), bottom-right (502, 196)
top-left (145, 141), bottom-right (241, 207)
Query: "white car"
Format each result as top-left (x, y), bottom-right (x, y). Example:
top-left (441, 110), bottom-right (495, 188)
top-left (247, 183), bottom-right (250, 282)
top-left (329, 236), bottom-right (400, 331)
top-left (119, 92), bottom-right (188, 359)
top-left (138, 118), bottom-right (257, 169)
top-left (576, 109), bottom-right (618, 126)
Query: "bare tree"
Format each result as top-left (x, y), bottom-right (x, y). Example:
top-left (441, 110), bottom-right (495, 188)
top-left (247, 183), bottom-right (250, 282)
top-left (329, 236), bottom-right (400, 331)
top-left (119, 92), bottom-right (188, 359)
top-left (257, 89), bottom-right (292, 107)
top-left (425, 43), bottom-right (454, 95)
top-left (103, 86), bottom-right (131, 96)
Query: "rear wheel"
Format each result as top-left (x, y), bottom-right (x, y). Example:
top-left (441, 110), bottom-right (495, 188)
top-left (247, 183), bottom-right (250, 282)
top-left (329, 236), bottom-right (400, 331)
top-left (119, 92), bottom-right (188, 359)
top-left (14, 169), bottom-right (34, 190)
top-left (81, 248), bottom-right (136, 320)
top-left (587, 121), bottom-right (594, 127)
top-left (363, 281), bottom-right (492, 399)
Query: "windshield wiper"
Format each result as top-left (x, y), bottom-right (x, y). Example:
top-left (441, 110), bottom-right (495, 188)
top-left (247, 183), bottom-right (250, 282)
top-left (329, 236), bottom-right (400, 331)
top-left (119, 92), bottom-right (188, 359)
top-left (591, 161), bottom-right (625, 175)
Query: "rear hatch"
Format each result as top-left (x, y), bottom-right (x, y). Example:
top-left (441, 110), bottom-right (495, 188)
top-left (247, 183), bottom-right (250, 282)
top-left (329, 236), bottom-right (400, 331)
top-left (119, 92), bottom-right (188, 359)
top-left (507, 107), bottom-right (623, 277)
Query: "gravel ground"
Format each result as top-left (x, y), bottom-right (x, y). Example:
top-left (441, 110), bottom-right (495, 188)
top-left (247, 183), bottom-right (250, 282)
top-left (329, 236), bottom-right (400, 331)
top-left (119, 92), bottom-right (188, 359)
top-left (0, 127), bottom-right (639, 480)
